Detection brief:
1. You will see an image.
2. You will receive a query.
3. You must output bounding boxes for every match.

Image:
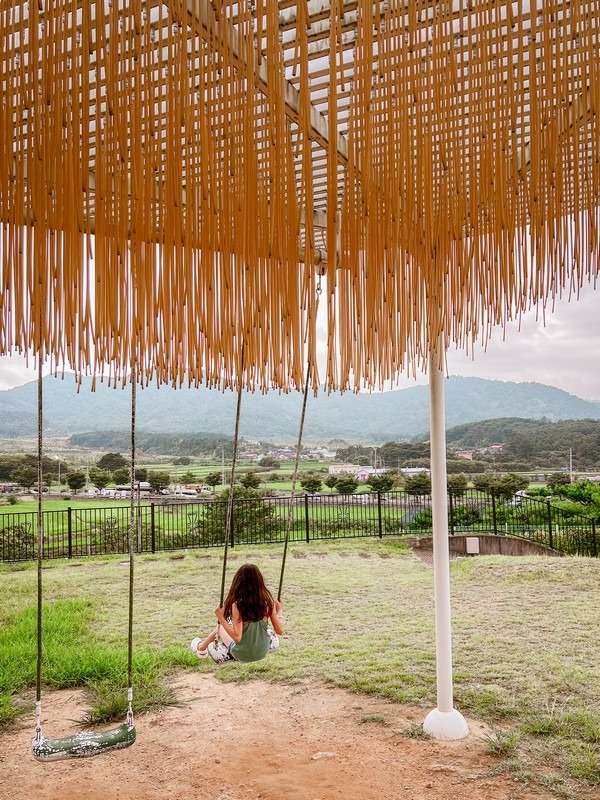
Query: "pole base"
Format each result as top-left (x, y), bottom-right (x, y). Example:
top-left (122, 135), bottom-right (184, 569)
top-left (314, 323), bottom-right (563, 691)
top-left (423, 708), bottom-right (469, 740)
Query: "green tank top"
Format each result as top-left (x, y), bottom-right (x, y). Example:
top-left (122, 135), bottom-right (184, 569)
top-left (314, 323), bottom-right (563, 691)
top-left (230, 619), bottom-right (270, 662)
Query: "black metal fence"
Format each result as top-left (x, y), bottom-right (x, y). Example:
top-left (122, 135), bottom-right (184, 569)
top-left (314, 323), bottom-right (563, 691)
top-left (0, 488), bottom-right (597, 562)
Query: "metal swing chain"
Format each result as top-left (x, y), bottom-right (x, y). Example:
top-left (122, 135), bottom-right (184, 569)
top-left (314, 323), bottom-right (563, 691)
top-left (277, 276), bottom-right (322, 602)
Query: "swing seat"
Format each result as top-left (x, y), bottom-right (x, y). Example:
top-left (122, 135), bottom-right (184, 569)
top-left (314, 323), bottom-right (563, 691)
top-left (32, 723), bottom-right (136, 762)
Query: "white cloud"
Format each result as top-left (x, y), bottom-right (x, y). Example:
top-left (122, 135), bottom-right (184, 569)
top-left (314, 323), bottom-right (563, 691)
top-left (446, 282), bottom-right (600, 400)
top-left (0, 354), bottom-right (40, 391)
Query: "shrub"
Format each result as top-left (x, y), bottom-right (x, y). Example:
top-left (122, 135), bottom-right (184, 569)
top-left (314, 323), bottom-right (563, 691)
top-left (0, 523), bottom-right (37, 561)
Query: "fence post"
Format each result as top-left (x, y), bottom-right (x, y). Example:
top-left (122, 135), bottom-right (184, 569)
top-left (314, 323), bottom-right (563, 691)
top-left (592, 518), bottom-right (597, 558)
top-left (151, 503), bottom-right (156, 554)
top-left (546, 500), bottom-right (554, 550)
top-left (67, 506), bottom-right (73, 559)
top-left (491, 487), bottom-right (498, 535)
top-left (304, 494), bottom-right (310, 543)
top-left (448, 490), bottom-right (455, 536)
top-left (377, 492), bottom-right (383, 538)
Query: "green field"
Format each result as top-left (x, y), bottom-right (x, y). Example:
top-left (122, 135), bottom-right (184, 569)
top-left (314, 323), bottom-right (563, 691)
top-left (1, 541), bottom-right (599, 797)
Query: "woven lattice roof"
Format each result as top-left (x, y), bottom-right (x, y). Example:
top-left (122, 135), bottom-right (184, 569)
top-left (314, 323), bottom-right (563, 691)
top-left (1, 0), bottom-right (599, 389)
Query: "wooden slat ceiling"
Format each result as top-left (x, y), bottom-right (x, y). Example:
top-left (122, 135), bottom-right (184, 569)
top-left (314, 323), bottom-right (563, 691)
top-left (1, 1), bottom-right (599, 389)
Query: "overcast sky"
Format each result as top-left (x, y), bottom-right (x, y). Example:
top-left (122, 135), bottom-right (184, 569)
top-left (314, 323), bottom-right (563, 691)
top-left (443, 280), bottom-right (600, 400)
top-left (0, 280), bottom-right (598, 400)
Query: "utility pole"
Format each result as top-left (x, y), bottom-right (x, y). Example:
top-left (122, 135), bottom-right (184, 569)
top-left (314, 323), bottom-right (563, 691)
top-left (221, 446), bottom-right (225, 487)
top-left (569, 448), bottom-right (573, 483)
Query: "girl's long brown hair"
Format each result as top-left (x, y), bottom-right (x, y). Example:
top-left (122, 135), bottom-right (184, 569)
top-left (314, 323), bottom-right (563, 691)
top-left (223, 564), bottom-right (274, 623)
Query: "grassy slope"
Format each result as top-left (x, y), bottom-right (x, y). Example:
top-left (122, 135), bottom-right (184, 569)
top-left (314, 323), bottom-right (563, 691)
top-left (1, 541), bottom-right (599, 796)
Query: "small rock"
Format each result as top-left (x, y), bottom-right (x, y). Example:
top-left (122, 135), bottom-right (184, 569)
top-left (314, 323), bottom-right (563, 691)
top-left (312, 751), bottom-right (337, 760)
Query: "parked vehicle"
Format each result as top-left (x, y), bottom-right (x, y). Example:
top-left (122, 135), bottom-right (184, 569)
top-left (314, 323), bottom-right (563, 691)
top-left (173, 487), bottom-right (198, 497)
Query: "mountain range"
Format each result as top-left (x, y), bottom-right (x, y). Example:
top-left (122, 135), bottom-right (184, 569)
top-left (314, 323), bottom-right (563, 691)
top-left (1, 375), bottom-right (599, 444)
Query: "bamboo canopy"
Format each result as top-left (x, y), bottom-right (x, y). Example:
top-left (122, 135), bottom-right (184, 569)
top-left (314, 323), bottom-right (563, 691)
top-left (1, 0), bottom-right (599, 391)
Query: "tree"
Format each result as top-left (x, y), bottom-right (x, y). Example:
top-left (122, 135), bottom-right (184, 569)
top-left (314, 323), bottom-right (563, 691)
top-left (113, 467), bottom-right (131, 485)
top-left (503, 433), bottom-right (535, 460)
top-left (404, 472), bottom-right (432, 494)
top-left (472, 474), bottom-right (496, 493)
top-left (66, 471), bottom-right (86, 492)
top-left (89, 467), bottom-right (110, 490)
top-left (495, 473), bottom-right (529, 500)
top-left (447, 473), bottom-right (468, 498)
top-left (334, 444), bottom-right (371, 463)
top-left (173, 456), bottom-right (191, 465)
top-left (551, 479), bottom-right (598, 506)
top-left (366, 472), bottom-right (395, 493)
top-left (240, 472), bottom-right (261, 490)
top-left (0, 455), bottom-right (24, 481)
top-left (546, 472), bottom-right (571, 491)
top-left (97, 452), bottom-right (129, 472)
top-left (324, 475), bottom-right (339, 492)
top-left (300, 474), bottom-right (322, 494)
top-left (258, 456), bottom-right (279, 469)
top-left (21, 453), bottom-right (58, 475)
top-left (148, 471), bottom-right (171, 493)
top-left (196, 487), bottom-right (278, 545)
top-left (180, 470), bottom-right (196, 484)
top-left (12, 466), bottom-right (38, 489)
top-left (335, 475), bottom-right (359, 494)
top-left (134, 467), bottom-right (148, 482)
top-left (205, 472), bottom-right (222, 488)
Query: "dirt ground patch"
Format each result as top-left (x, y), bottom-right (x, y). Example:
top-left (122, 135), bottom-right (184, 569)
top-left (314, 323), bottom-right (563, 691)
top-left (0, 673), bottom-right (557, 800)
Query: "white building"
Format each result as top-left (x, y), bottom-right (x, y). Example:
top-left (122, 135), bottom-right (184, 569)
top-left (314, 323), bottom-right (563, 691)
top-left (328, 464), bottom-right (362, 476)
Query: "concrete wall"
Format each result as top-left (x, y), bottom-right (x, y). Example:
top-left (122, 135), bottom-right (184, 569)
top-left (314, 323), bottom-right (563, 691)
top-left (410, 534), bottom-right (563, 558)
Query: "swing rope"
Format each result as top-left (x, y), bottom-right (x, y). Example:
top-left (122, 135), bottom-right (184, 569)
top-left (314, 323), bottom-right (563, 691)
top-left (277, 278), bottom-right (322, 602)
top-left (219, 344), bottom-right (245, 608)
top-left (126, 367), bottom-right (136, 725)
top-left (215, 296), bottom-right (319, 628)
top-left (34, 359), bottom-right (44, 744)
top-left (31, 367), bottom-right (136, 761)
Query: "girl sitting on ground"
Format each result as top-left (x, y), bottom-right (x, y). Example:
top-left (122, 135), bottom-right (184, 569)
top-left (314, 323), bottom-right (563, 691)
top-left (191, 563), bottom-right (284, 664)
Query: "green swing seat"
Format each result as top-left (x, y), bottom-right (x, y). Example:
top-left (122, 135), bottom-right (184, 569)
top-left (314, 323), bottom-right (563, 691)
top-left (32, 723), bottom-right (136, 762)
top-left (31, 369), bottom-right (138, 765)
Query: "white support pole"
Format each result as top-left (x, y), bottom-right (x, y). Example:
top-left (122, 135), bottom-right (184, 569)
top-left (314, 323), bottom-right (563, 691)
top-left (423, 356), bottom-right (469, 740)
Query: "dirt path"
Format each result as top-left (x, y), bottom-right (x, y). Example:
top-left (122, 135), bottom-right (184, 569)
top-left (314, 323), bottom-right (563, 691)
top-left (0, 673), bottom-right (556, 800)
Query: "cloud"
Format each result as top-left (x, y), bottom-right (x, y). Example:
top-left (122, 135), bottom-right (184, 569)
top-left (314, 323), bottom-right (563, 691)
top-left (446, 282), bottom-right (600, 399)
top-left (0, 354), bottom-right (39, 391)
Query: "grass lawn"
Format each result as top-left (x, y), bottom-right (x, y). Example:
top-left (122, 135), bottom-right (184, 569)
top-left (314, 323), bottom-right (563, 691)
top-left (1, 540), bottom-right (599, 797)
top-left (0, 498), bottom-right (132, 512)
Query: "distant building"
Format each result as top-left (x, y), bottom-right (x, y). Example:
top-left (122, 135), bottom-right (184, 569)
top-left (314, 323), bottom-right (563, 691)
top-left (356, 467), bottom-right (389, 481)
top-left (328, 464), bottom-right (361, 476)
top-left (455, 450), bottom-right (474, 460)
top-left (277, 449), bottom-right (296, 459)
top-left (330, 465), bottom-right (389, 480)
top-left (307, 448), bottom-right (336, 460)
top-left (485, 444), bottom-right (504, 453)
